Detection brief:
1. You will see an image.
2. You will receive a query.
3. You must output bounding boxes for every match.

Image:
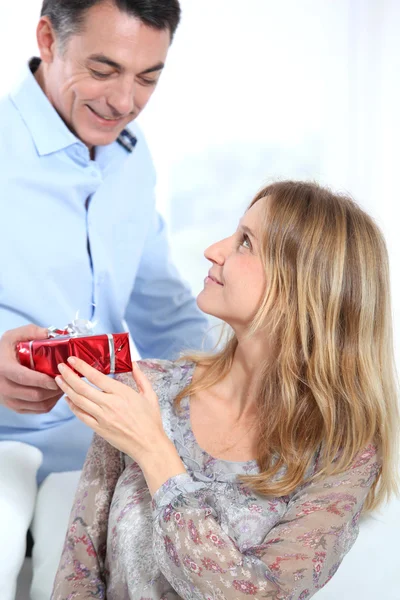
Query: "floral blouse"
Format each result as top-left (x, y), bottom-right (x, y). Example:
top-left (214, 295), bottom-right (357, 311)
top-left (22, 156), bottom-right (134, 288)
top-left (51, 359), bottom-right (380, 600)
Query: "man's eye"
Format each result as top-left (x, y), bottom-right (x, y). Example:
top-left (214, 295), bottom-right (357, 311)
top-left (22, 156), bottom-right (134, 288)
top-left (139, 77), bottom-right (158, 87)
top-left (90, 70), bottom-right (112, 79)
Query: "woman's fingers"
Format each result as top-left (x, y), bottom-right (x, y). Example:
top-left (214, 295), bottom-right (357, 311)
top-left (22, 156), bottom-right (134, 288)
top-left (54, 372), bottom-right (94, 410)
top-left (131, 361), bottom-right (155, 397)
top-left (55, 364), bottom-right (104, 412)
top-left (66, 356), bottom-right (117, 393)
top-left (65, 396), bottom-right (99, 430)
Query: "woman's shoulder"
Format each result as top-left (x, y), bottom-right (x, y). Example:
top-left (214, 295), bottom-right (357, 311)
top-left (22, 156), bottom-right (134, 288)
top-left (116, 358), bottom-right (195, 398)
top-left (137, 358), bottom-right (194, 383)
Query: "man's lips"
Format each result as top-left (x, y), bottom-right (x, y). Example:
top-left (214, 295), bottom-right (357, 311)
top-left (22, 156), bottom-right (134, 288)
top-left (86, 105), bottom-right (126, 123)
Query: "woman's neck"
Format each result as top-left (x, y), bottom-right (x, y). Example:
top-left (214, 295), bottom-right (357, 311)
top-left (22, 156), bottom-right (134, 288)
top-left (200, 332), bottom-right (274, 423)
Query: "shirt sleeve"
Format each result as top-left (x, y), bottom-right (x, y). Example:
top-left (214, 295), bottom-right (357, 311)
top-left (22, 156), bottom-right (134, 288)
top-left (51, 433), bottom-right (124, 599)
top-left (151, 444), bottom-right (380, 600)
top-left (124, 209), bottom-right (214, 360)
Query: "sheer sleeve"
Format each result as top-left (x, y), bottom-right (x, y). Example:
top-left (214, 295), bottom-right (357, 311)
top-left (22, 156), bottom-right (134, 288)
top-left (151, 444), bottom-right (380, 600)
top-left (51, 433), bottom-right (124, 599)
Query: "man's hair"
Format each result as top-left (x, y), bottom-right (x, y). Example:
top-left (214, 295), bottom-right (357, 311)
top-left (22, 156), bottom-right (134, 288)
top-left (40, 0), bottom-right (181, 47)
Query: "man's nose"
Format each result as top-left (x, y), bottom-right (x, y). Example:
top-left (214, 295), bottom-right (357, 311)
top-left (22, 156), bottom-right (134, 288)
top-left (108, 79), bottom-right (135, 117)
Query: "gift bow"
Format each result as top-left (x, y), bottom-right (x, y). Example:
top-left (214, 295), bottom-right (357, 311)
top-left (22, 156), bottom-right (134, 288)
top-left (47, 318), bottom-right (117, 374)
top-left (48, 318), bottom-right (97, 338)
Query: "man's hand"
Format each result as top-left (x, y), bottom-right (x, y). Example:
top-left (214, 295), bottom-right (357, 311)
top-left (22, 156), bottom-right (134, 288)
top-left (0, 325), bottom-right (63, 414)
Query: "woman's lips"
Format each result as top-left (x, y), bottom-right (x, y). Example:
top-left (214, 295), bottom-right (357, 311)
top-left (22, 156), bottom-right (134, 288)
top-left (205, 275), bottom-right (223, 286)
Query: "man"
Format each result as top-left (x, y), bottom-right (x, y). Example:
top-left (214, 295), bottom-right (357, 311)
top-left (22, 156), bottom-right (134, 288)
top-left (0, 0), bottom-right (210, 597)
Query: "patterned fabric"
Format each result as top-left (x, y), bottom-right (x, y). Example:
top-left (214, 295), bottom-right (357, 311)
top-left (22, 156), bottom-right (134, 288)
top-left (51, 360), bottom-right (380, 599)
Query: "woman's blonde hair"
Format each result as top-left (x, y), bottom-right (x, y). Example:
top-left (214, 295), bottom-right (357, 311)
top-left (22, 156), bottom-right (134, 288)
top-left (175, 180), bottom-right (399, 511)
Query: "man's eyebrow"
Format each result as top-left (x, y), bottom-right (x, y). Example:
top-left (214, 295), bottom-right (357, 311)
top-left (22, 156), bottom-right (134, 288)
top-left (139, 62), bottom-right (165, 75)
top-left (87, 54), bottom-right (122, 70)
top-left (87, 54), bottom-right (165, 76)
top-left (240, 224), bottom-right (257, 240)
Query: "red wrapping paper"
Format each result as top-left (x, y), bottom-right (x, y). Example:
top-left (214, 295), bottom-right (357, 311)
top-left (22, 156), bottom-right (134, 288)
top-left (17, 333), bottom-right (132, 378)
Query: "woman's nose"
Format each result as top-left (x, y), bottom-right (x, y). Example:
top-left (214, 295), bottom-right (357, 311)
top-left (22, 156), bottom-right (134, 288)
top-left (204, 236), bottom-right (231, 264)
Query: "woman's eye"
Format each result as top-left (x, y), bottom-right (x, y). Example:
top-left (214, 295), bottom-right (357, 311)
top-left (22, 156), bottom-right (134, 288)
top-left (239, 234), bottom-right (251, 250)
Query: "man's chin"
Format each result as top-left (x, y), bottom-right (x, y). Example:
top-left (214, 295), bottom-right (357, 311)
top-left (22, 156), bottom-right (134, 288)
top-left (76, 126), bottom-right (125, 149)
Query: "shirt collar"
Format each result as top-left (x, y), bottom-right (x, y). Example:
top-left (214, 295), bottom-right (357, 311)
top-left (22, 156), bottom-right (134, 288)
top-left (9, 58), bottom-right (84, 157)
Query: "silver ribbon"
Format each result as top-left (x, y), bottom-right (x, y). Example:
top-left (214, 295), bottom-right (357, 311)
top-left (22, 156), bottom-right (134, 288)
top-left (28, 340), bottom-right (35, 370)
top-left (107, 333), bottom-right (116, 375)
top-left (48, 317), bottom-right (97, 338)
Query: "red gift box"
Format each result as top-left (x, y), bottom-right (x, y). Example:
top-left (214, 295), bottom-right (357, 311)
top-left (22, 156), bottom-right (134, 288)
top-left (17, 332), bottom-right (132, 378)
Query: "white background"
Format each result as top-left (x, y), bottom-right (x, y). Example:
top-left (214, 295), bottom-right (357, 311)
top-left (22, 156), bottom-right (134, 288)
top-left (0, 4), bottom-right (399, 598)
top-left (0, 0), bottom-right (399, 364)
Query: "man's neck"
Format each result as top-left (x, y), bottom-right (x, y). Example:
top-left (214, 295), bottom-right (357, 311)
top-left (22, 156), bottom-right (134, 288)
top-left (33, 62), bottom-right (46, 95)
top-left (30, 58), bottom-right (49, 108)
top-left (29, 56), bottom-right (42, 75)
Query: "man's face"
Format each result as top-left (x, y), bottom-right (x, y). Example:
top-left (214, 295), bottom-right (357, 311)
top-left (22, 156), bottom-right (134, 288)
top-left (39, 2), bottom-right (171, 148)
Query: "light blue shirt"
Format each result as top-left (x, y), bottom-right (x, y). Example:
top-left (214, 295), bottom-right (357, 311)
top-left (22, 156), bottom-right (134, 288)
top-left (0, 62), bottom-right (210, 482)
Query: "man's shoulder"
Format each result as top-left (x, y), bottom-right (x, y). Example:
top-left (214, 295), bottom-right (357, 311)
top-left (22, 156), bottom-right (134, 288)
top-left (0, 92), bottom-right (21, 123)
top-left (0, 93), bottom-right (30, 155)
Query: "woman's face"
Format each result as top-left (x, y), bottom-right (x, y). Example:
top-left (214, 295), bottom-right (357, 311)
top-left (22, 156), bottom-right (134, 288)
top-left (197, 199), bottom-right (267, 331)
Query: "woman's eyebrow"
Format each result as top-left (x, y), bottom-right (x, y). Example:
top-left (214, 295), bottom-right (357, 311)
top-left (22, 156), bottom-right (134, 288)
top-left (240, 224), bottom-right (257, 241)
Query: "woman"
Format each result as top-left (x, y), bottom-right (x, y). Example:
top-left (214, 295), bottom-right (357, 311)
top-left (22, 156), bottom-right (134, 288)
top-left (52, 181), bottom-right (399, 599)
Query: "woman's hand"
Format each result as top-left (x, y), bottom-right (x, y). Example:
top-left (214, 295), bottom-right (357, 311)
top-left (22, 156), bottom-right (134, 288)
top-left (55, 357), bottom-right (169, 464)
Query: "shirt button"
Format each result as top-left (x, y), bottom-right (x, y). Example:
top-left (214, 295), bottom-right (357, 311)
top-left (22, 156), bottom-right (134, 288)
top-left (90, 164), bottom-right (101, 177)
